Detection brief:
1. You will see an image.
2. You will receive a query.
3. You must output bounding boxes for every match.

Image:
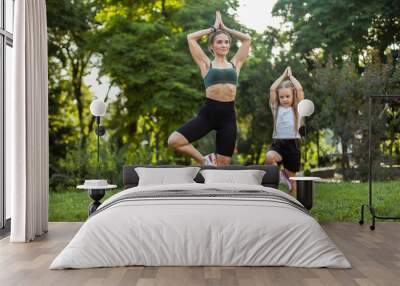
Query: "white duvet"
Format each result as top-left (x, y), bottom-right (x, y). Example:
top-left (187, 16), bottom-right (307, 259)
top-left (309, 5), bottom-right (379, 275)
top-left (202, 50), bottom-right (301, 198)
top-left (50, 183), bottom-right (351, 269)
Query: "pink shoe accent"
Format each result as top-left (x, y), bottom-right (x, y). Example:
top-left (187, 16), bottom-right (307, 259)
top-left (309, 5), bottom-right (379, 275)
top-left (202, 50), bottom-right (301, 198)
top-left (280, 170), bottom-right (292, 191)
top-left (204, 153), bottom-right (217, 166)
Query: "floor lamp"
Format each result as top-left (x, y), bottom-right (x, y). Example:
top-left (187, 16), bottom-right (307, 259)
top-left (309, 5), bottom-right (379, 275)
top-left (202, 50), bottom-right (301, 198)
top-left (78, 99), bottom-right (113, 215)
top-left (89, 99), bottom-right (107, 176)
top-left (291, 99), bottom-right (318, 210)
top-left (298, 99), bottom-right (315, 170)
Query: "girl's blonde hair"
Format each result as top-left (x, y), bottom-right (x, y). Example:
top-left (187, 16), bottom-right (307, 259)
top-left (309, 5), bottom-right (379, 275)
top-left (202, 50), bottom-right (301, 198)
top-left (270, 80), bottom-right (301, 132)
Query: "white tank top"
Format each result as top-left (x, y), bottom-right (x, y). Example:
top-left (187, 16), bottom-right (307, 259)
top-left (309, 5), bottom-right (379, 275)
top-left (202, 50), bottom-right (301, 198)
top-left (272, 106), bottom-right (301, 139)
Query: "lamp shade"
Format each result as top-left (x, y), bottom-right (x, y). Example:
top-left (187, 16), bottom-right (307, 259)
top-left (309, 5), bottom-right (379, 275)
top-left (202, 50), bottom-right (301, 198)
top-left (298, 99), bottom-right (314, 117)
top-left (90, 99), bottom-right (107, 117)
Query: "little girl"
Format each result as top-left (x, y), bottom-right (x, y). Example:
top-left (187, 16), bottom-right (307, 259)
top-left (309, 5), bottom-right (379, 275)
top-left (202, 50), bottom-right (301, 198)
top-left (266, 67), bottom-right (304, 197)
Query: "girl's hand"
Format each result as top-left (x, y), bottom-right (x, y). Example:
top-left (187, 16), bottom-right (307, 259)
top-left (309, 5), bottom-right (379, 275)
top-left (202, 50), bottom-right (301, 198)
top-left (287, 66), bottom-right (292, 77)
top-left (282, 67), bottom-right (289, 77)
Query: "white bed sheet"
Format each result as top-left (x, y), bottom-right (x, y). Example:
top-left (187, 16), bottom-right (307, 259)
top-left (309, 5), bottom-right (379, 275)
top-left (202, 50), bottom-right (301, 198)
top-left (50, 183), bottom-right (351, 269)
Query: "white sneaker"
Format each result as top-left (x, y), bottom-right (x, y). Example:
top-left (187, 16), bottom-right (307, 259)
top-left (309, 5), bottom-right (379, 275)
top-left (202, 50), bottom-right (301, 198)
top-left (279, 170), bottom-right (292, 191)
top-left (204, 153), bottom-right (217, 166)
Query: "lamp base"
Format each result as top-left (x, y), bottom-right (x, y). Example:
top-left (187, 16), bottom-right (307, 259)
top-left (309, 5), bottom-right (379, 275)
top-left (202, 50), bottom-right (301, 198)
top-left (95, 124), bottom-right (106, 136)
top-left (88, 189), bottom-right (105, 215)
top-left (296, 180), bottom-right (314, 210)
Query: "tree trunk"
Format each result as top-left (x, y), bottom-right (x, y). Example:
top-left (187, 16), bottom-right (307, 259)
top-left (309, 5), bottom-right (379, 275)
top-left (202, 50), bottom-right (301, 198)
top-left (341, 140), bottom-right (350, 180)
top-left (68, 51), bottom-right (91, 150)
top-left (255, 146), bottom-right (262, 165)
top-left (250, 151), bottom-right (254, 165)
top-left (155, 131), bottom-right (160, 164)
top-left (72, 61), bottom-right (85, 150)
top-left (389, 132), bottom-right (395, 167)
top-left (316, 130), bottom-right (320, 167)
top-left (161, 0), bottom-right (167, 18)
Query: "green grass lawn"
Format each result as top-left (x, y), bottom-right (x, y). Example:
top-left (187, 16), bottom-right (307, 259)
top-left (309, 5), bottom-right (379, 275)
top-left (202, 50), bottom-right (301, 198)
top-left (49, 180), bottom-right (400, 222)
top-left (311, 180), bottom-right (400, 221)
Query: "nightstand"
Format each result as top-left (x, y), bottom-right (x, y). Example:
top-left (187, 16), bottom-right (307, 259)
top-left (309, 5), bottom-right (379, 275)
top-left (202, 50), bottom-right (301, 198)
top-left (77, 183), bottom-right (117, 215)
top-left (289, 176), bottom-right (321, 210)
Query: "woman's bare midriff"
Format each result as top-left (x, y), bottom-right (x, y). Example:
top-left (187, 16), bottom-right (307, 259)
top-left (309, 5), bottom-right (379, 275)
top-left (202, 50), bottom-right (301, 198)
top-left (206, 84), bottom-right (236, 102)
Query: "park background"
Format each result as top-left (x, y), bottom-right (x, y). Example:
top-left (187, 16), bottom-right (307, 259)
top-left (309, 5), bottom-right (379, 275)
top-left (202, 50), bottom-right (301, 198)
top-left (45, 0), bottom-right (400, 221)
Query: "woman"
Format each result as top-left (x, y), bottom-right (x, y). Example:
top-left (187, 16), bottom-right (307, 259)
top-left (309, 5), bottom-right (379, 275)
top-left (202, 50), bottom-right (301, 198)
top-left (168, 11), bottom-right (251, 166)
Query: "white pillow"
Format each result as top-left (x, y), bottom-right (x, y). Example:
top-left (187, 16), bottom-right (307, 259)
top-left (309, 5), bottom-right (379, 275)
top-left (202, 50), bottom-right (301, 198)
top-left (135, 167), bottom-right (200, 186)
top-left (200, 169), bottom-right (266, 185)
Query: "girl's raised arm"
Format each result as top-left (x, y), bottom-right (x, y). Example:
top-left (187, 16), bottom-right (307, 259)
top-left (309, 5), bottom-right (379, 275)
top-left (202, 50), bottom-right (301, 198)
top-left (269, 67), bottom-right (288, 109)
top-left (287, 67), bottom-right (304, 101)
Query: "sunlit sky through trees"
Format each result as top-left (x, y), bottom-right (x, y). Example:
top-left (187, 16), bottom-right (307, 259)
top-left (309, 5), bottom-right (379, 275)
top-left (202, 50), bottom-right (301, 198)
top-left (236, 0), bottom-right (280, 32)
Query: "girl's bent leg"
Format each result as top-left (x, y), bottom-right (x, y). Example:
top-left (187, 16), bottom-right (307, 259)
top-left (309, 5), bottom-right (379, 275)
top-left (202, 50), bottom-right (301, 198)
top-left (265, 150), bottom-right (282, 165)
top-left (283, 169), bottom-right (296, 197)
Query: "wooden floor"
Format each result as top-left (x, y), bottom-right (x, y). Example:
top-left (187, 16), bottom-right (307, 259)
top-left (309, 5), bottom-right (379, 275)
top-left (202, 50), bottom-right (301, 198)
top-left (0, 222), bottom-right (399, 286)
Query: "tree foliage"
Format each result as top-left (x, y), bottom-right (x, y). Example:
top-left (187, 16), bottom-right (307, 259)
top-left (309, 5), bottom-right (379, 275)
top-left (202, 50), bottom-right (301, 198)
top-left (47, 0), bottom-right (100, 182)
top-left (273, 0), bottom-right (400, 66)
top-left (46, 0), bottom-right (400, 188)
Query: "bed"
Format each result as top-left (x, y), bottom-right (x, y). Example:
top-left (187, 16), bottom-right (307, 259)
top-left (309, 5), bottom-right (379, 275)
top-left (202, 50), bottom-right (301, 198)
top-left (50, 165), bottom-right (351, 269)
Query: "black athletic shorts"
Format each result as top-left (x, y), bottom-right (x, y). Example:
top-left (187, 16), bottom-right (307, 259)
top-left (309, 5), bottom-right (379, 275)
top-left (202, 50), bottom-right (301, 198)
top-left (176, 98), bottom-right (237, 157)
top-left (271, 139), bottom-right (301, 172)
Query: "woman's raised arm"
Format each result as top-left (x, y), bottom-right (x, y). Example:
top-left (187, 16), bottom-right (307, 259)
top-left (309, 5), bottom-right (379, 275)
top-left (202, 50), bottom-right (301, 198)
top-left (217, 11), bottom-right (251, 70)
top-left (187, 14), bottom-right (220, 76)
top-left (187, 28), bottom-right (214, 77)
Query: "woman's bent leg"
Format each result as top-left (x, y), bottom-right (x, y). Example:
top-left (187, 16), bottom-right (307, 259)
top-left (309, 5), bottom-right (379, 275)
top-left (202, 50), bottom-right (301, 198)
top-left (216, 154), bottom-right (231, 166)
top-left (215, 114), bottom-right (236, 166)
top-left (168, 107), bottom-right (213, 164)
top-left (168, 132), bottom-right (205, 164)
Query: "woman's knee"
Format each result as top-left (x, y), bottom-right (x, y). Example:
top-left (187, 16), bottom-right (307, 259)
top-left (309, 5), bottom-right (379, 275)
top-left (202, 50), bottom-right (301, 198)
top-left (167, 133), bottom-right (179, 149)
top-left (168, 132), bottom-right (187, 149)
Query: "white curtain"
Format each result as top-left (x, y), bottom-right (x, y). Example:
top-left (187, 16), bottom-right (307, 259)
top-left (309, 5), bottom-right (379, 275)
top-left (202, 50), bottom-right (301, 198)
top-left (8, 0), bottom-right (49, 242)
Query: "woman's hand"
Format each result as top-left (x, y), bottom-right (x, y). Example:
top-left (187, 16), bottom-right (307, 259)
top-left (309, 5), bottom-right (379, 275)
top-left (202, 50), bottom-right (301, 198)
top-left (216, 10), bottom-right (228, 30)
top-left (214, 11), bottom-right (221, 29)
